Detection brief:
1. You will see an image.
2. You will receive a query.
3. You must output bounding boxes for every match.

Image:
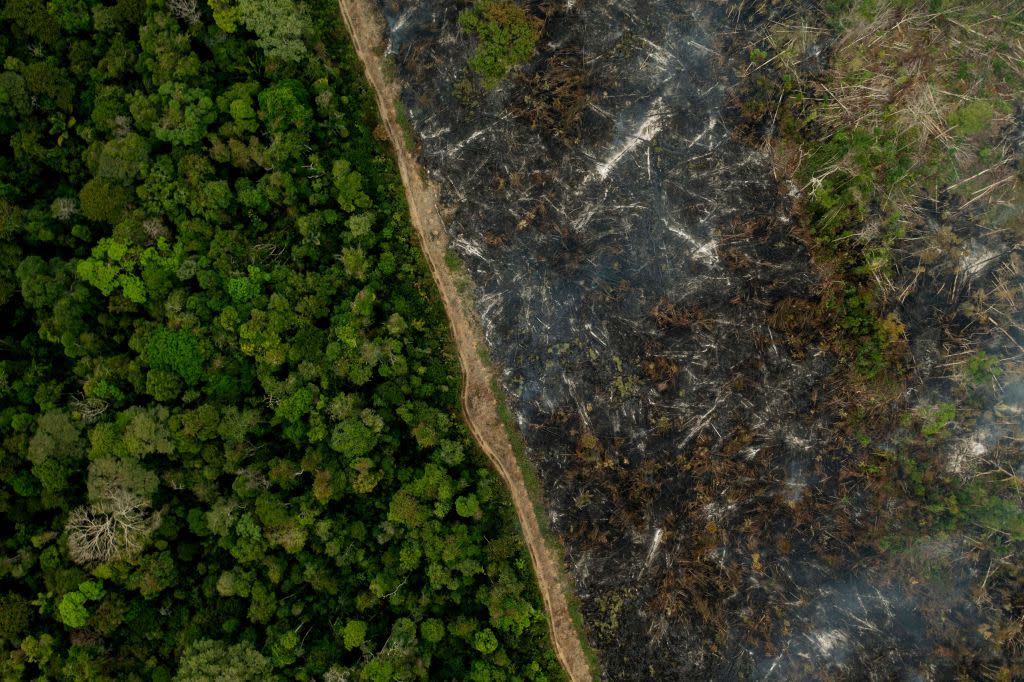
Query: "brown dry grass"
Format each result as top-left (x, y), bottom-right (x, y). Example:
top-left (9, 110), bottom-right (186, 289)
top-left (767, 1), bottom-right (1023, 223)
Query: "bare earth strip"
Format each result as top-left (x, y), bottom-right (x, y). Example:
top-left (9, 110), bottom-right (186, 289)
top-left (336, 2), bottom-right (595, 680)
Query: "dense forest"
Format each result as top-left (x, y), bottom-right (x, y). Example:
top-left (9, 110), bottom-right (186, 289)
top-left (0, 0), bottom-right (565, 679)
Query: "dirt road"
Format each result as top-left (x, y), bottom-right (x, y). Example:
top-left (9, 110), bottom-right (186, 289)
top-left (336, 1), bottom-right (595, 680)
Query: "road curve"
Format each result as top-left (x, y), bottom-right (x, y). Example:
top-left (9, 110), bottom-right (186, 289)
top-left (336, 1), bottom-right (596, 680)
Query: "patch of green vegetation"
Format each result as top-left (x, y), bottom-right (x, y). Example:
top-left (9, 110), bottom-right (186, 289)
top-left (899, 451), bottom-right (929, 498)
top-left (869, 448), bottom-right (1024, 543)
top-left (592, 589), bottom-right (630, 639)
top-left (0, 0), bottom-right (568, 678)
top-left (803, 126), bottom-right (916, 244)
top-left (958, 483), bottom-right (1024, 541)
top-left (919, 402), bottom-right (956, 438)
top-left (947, 99), bottom-right (995, 136)
top-left (741, 1), bottom-right (1022, 383)
top-left (966, 351), bottom-right (1002, 385)
top-left (459, 0), bottom-right (541, 89)
top-left (393, 97), bottom-right (417, 151)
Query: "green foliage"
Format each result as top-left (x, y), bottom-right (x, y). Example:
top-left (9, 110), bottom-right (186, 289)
top-left (77, 580), bottom-right (104, 601)
top-left (57, 592), bottom-right (90, 629)
top-left (474, 627), bottom-right (499, 654)
top-left (78, 178), bottom-right (129, 224)
top-left (803, 125), bottom-right (914, 244)
top-left (47, 0), bottom-right (91, 32)
top-left (92, 133), bottom-right (149, 182)
top-left (87, 457), bottom-right (159, 507)
top-left (146, 329), bottom-right (204, 385)
top-left (76, 238), bottom-right (147, 302)
top-left (959, 483), bottom-right (1024, 541)
top-left (174, 639), bottom-right (271, 681)
top-left (965, 351), bottom-right (1001, 385)
top-left (329, 417), bottom-right (377, 458)
top-left (208, 0), bottom-right (243, 32)
top-left (456, 493), bottom-right (482, 519)
top-left (151, 83), bottom-right (217, 146)
top-left (0, 0), bottom-right (566, 679)
top-left (0, 595), bottom-right (32, 644)
top-left (331, 159), bottom-right (371, 212)
top-left (421, 618), bottom-right (445, 644)
top-left (258, 80), bottom-right (312, 131)
top-left (342, 619), bottom-right (367, 650)
top-left (57, 581), bottom-right (104, 628)
top-left (458, 0), bottom-right (541, 88)
top-left (239, 0), bottom-right (309, 62)
top-left (947, 100), bottom-right (995, 136)
top-left (919, 402), bottom-right (956, 438)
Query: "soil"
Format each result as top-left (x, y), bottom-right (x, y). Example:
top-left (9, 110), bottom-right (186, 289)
top-left (337, 1), bottom-right (596, 680)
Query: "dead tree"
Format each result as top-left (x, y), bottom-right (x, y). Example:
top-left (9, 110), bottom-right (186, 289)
top-left (68, 394), bottom-right (108, 424)
top-left (66, 490), bottom-right (158, 565)
top-left (167, 0), bottom-right (201, 25)
top-left (50, 197), bottom-right (78, 222)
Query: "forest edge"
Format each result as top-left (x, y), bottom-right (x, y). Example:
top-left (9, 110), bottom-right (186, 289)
top-left (334, 1), bottom-right (597, 680)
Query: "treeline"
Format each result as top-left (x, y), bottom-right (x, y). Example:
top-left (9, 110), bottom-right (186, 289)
top-left (0, 0), bottom-right (563, 679)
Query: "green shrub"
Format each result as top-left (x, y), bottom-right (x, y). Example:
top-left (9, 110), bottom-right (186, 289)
top-left (965, 351), bottom-right (1001, 384)
top-left (920, 402), bottom-right (956, 437)
top-left (459, 0), bottom-right (541, 88)
top-left (947, 100), bottom-right (995, 136)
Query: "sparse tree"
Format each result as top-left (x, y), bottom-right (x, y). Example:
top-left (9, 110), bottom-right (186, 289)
top-left (50, 197), bottom-right (78, 221)
top-left (167, 0), bottom-right (201, 25)
top-left (322, 666), bottom-right (351, 682)
top-left (68, 394), bottom-right (108, 423)
top-left (142, 217), bottom-right (169, 242)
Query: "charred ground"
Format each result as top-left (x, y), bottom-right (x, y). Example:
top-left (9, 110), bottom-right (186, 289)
top-left (375, 0), bottom-right (1024, 679)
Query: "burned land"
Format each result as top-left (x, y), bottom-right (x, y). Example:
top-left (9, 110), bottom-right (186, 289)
top-left (377, 0), bottom-right (1024, 680)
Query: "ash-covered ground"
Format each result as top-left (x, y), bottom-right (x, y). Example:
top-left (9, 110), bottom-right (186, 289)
top-left (373, 1), bottom-right (1024, 679)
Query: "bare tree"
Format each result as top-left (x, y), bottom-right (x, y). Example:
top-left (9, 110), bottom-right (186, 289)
top-left (68, 393), bottom-right (108, 424)
top-left (111, 114), bottom-right (133, 138)
top-left (50, 197), bottom-right (78, 222)
top-left (322, 667), bottom-right (352, 682)
top-left (141, 217), bottom-right (170, 243)
top-left (167, 0), bottom-right (201, 25)
top-left (66, 490), bottom-right (159, 565)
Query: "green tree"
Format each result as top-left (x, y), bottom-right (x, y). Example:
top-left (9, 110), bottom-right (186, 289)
top-left (76, 238), bottom-right (147, 302)
top-left (91, 133), bottom-right (148, 182)
top-left (173, 640), bottom-right (271, 681)
top-left (79, 178), bottom-right (129, 223)
top-left (332, 159), bottom-right (371, 213)
top-left (57, 581), bottom-right (104, 628)
top-left (0, 595), bottom-right (32, 644)
top-left (458, 0), bottom-right (541, 88)
top-left (28, 411), bottom-right (84, 497)
top-left (342, 614), bottom-right (366, 647)
top-left (421, 618), bottom-right (445, 644)
top-left (152, 82), bottom-right (216, 146)
top-left (87, 458), bottom-right (159, 509)
top-left (146, 329), bottom-right (204, 385)
top-left (238, 0), bottom-right (308, 62)
top-left (258, 80), bottom-right (312, 131)
top-left (474, 628), bottom-right (499, 655)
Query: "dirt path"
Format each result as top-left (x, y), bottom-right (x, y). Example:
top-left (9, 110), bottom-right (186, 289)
top-left (336, 2), bottom-right (595, 680)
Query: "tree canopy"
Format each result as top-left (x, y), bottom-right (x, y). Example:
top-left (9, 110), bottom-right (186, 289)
top-left (0, 0), bottom-right (563, 679)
